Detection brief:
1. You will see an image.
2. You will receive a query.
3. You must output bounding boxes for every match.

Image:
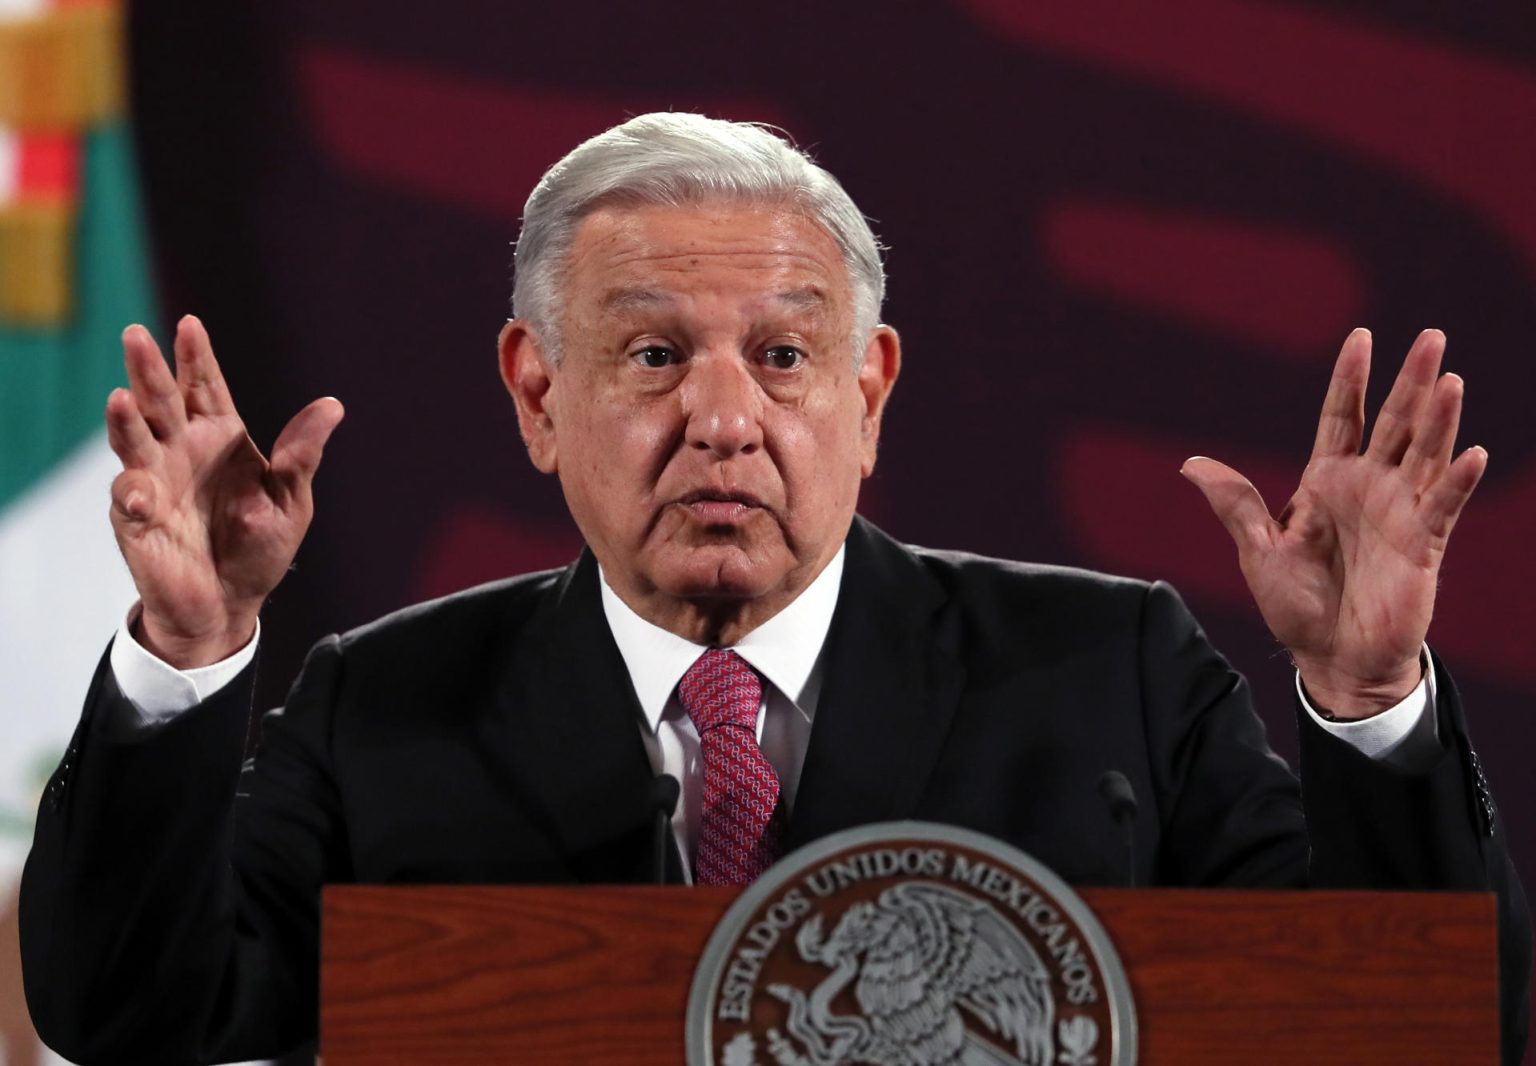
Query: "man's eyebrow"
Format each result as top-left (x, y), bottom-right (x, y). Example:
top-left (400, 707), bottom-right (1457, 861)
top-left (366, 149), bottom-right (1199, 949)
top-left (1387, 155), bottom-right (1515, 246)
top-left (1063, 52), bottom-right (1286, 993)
top-left (598, 286), bottom-right (828, 314)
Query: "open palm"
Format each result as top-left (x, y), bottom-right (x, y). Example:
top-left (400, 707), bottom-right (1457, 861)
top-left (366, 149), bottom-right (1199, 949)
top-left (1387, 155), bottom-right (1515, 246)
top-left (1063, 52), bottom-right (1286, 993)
top-left (1183, 329), bottom-right (1486, 718)
top-left (107, 317), bottom-right (344, 667)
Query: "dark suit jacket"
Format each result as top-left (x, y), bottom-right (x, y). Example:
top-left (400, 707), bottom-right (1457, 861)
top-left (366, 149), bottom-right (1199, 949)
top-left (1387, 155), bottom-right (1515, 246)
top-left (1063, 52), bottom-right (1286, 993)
top-left (20, 518), bottom-right (1530, 1064)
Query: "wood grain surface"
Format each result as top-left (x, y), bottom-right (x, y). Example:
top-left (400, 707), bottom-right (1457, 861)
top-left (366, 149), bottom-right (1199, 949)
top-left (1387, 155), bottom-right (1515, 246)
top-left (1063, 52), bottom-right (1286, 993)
top-left (321, 885), bottom-right (1497, 1064)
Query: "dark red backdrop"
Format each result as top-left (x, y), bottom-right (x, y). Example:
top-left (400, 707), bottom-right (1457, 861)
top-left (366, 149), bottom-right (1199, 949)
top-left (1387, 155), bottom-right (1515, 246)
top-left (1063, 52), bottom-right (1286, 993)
top-left (127, 0), bottom-right (1536, 1053)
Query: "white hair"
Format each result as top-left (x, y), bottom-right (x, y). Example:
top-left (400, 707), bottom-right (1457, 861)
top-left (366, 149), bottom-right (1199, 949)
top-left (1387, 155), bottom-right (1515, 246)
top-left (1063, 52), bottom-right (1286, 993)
top-left (512, 112), bottom-right (886, 365)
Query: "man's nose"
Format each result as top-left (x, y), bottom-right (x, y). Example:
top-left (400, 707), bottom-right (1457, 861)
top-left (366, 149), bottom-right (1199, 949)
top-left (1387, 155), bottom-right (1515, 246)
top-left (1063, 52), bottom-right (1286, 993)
top-left (683, 354), bottom-right (764, 458)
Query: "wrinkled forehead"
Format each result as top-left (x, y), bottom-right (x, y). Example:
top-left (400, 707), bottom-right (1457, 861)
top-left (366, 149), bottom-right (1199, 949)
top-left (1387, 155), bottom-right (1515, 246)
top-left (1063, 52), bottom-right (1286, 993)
top-left (561, 201), bottom-right (855, 320)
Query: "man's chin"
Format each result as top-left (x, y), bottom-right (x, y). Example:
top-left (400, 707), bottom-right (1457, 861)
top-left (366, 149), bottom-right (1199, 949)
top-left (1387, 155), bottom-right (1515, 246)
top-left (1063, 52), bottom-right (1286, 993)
top-left (647, 543), bottom-right (794, 603)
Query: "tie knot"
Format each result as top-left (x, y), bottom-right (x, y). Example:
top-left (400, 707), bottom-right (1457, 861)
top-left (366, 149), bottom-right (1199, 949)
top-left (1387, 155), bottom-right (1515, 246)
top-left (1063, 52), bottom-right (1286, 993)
top-left (679, 648), bottom-right (761, 734)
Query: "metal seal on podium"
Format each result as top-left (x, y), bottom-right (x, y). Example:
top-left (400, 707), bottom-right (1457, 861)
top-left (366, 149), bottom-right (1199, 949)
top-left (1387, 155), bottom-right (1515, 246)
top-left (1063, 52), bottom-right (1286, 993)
top-left (687, 821), bottom-right (1136, 1066)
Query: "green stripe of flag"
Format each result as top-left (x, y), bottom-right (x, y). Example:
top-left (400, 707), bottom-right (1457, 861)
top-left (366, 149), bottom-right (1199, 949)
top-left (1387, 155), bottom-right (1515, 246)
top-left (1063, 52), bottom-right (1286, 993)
top-left (0, 122), bottom-right (156, 510)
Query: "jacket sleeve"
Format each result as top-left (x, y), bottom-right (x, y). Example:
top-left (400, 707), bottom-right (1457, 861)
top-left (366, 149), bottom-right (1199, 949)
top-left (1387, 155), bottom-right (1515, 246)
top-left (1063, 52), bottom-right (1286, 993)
top-left (1298, 648), bottom-right (1531, 1066)
top-left (1137, 580), bottom-right (1528, 1065)
top-left (1136, 580), bottom-right (1312, 888)
top-left (20, 635), bottom-right (349, 1065)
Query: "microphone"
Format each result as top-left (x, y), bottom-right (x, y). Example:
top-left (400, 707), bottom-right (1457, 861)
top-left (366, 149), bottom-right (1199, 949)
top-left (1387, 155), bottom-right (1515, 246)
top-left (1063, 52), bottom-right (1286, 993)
top-left (1097, 770), bottom-right (1139, 888)
top-left (649, 773), bottom-right (682, 885)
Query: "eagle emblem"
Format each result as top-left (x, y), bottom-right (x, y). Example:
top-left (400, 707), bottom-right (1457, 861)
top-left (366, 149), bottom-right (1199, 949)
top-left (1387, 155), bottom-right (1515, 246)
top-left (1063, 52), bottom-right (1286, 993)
top-left (763, 882), bottom-right (1060, 1066)
top-left (687, 824), bottom-right (1132, 1066)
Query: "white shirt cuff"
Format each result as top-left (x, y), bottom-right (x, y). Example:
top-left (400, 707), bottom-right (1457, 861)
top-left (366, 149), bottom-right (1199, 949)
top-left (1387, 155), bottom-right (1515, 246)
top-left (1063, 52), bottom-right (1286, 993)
top-left (108, 604), bottom-right (260, 730)
top-left (1296, 646), bottom-right (1440, 769)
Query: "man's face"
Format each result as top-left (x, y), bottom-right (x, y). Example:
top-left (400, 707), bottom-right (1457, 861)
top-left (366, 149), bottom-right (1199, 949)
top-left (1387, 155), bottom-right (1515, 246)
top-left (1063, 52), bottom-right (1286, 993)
top-left (500, 201), bottom-right (900, 641)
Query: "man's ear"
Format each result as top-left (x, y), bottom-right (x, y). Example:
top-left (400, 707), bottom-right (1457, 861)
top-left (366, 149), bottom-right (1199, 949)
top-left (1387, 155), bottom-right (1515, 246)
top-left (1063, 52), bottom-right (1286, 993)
top-left (857, 325), bottom-right (902, 478)
top-left (498, 319), bottom-right (559, 474)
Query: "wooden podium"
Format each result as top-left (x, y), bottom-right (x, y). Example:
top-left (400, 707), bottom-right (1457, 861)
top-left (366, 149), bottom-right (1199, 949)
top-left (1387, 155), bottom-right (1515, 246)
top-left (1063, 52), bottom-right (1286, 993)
top-left (321, 885), bottom-right (1498, 1064)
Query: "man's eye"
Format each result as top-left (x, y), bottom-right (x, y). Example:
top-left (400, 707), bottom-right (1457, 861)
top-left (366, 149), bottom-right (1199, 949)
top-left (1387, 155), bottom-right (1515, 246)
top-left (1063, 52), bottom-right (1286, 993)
top-left (631, 346), bottom-right (679, 369)
top-left (763, 346), bottom-right (805, 371)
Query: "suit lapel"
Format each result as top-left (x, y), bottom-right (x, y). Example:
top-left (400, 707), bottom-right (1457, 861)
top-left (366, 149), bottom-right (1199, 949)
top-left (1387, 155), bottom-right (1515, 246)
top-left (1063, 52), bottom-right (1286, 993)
top-left (492, 550), bottom-right (680, 880)
top-left (490, 522), bottom-right (962, 875)
top-left (784, 518), bottom-right (966, 850)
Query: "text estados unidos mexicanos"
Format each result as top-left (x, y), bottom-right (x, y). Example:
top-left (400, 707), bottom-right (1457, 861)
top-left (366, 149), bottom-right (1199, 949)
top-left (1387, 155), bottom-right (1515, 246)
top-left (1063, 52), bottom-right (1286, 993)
top-left (715, 848), bottom-right (1101, 1022)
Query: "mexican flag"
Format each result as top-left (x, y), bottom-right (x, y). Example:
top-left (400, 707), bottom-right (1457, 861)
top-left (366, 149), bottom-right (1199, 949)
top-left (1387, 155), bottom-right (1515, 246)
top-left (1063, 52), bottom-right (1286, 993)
top-left (0, 1), bottom-right (151, 1060)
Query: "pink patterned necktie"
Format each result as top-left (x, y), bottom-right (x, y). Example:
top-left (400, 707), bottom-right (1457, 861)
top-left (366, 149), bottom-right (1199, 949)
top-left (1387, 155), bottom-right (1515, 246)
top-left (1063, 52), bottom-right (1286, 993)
top-left (679, 648), bottom-right (781, 886)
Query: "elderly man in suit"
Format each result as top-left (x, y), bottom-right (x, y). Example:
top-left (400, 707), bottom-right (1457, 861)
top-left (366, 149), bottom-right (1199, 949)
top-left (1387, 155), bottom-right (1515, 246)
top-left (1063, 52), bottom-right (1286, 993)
top-left (21, 113), bottom-right (1528, 1064)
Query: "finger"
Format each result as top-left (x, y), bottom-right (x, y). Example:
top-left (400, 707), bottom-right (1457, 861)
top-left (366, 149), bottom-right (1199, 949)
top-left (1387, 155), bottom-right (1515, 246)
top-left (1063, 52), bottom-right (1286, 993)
top-left (173, 314), bottom-right (237, 417)
top-left (268, 397), bottom-right (346, 509)
top-left (1180, 456), bottom-right (1274, 555)
top-left (110, 468), bottom-right (159, 528)
top-left (105, 388), bottom-right (160, 469)
top-left (1365, 328), bottom-right (1444, 465)
top-left (1418, 445), bottom-right (1487, 542)
top-left (1401, 372), bottom-right (1464, 488)
top-left (122, 324), bottom-right (188, 440)
top-left (1309, 328), bottom-right (1370, 461)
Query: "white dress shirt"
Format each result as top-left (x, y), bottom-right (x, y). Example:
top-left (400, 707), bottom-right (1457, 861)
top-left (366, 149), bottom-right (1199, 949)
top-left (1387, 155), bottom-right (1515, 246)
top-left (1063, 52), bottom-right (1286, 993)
top-left (597, 548), bottom-right (843, 880)
top-left (108, 547), bottom-right (1440, 874)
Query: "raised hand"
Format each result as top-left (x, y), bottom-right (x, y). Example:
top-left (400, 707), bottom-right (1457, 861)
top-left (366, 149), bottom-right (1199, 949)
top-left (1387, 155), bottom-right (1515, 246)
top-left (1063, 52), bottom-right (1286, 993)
top-left (105, 316), bottom-right (344, 668)
top-left (1181, 328), bottom-right (1486, 719)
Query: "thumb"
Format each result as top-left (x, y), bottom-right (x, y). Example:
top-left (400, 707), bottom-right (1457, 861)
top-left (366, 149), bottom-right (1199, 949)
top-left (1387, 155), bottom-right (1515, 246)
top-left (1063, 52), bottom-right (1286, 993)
top-left (1180, 456), bottom-right (1274, 555)
top-left (110, 469), bottom-right (159, 531)
top-left (269, 397), bottom-right (345, 506)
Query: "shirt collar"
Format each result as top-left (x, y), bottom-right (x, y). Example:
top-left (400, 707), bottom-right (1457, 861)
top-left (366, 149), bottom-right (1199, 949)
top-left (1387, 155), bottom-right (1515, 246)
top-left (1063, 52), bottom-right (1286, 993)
top-left (598, 545), bottom-right (846, 733)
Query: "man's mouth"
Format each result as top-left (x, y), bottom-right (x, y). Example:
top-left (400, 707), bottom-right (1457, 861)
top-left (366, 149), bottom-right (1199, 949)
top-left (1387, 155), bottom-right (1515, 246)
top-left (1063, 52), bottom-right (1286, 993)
top-left (676, 490), bottom-right (763, 523)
